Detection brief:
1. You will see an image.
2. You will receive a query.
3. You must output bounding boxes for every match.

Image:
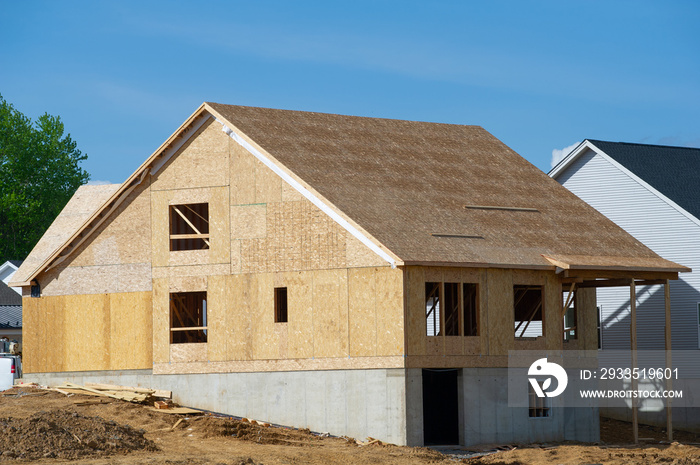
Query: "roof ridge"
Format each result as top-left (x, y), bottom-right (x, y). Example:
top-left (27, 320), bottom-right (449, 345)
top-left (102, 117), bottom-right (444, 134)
top-left (205, 102), bottom-right (484, 129)
top-left (588, 139), bottom-right (700, 152)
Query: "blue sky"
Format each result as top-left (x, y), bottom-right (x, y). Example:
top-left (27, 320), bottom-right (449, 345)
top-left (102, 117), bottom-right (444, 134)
top-left (1, 1), bottom-right (699, 184)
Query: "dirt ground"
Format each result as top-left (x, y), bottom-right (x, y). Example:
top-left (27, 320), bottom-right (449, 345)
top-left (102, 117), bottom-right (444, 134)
top-left (1, 386), bottom-right (699, 464)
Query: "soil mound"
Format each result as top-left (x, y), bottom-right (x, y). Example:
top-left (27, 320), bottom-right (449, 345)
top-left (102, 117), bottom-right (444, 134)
top-left (0, 409), bottom-right (157, 460)
top-left (192, 416), bottom-right (326, 447)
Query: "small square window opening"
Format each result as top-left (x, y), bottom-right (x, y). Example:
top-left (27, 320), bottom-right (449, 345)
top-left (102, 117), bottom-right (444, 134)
top-left (169, 203), bottom-right (209, 251)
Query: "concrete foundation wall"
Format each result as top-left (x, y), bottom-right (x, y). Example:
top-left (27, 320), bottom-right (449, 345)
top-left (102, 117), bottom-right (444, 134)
top-left (460, 368), bottom-right (598, 446)
top-left (25, 368), bottom-right (409, 445)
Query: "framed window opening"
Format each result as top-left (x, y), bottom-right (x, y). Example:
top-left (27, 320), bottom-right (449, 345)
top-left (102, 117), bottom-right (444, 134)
top-left (170, 291), bottom-right (207, 344)
top-left (275, 287), bottom-right (288, 323)
top-left (563, 289), bottom-right (577, 341)
top-left (169, 203), bottom-right (210, 251)
top-left (426, 281), bottom-right (479, 337)
top-left (425, 282), bottom-right (441, 337)
top-left (514, 285), bottom-right (544, 338)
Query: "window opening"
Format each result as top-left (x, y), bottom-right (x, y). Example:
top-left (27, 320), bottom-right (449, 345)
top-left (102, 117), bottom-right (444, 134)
top-left (444, 283), bottom-right (460, 336)
top-left (563, 290), bottom-right (577, 341)
top-left (169, 203), bottom-right (210, 251)
top-left (463, 283), bottom-right (478, 336)
top-left (275, 287), bottom-right (288, 323)
top-left (170, 291), bottom-right (207, 343)
top-left (514, 285), bottom-right (544, 338)
top-left (30, 282), bottom-right (41, 298)
top-left (426, 282), bottom-right (441, 336)
top-left (528, 380), bottom-right (551, 417)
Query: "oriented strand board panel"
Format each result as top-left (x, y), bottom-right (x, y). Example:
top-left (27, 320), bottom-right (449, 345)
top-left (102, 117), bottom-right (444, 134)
top-left (62, 294), bottom-right (110, 371)
top-left (312, 269), bottom-right (349, 358)
top-left (230, 140), bottom-right (257, 205)
top-left (108, 292), bottom-right (153, 370)
top-left (152, 278), bottom-right (170, 364)
top-left (254, 158), bottom-right (282, 204)
top-left (150, 189), bottom-right (170, 268)
top-left (348, 267), bottom-right (377, 357)
top-left (486, 268), bottom-right (513, 355)
top-left (226, 273), bottom-right (254, 360)
top-left (250, 273), bottom-right (278, 360)
top-left (70, 181), bottom-right (152, 268)
top-left (284, 271), bottom-right (314, 359)
top-left (240, 199), bottom-right (349, 273)
top-left (206, 274), bottom-right (229, 362)
top-left (231, 204), bottom-right (267, 239)
top-left (375, 267), bottom-right (404, 356)
top-left (22, 296), bottom-right (66, 374)
top-left (151, 119), bottom-right (230, 191)
top-left (40, 263), bottom-right (152, 297)
top-left (405, 266), bottom-right (426, 356)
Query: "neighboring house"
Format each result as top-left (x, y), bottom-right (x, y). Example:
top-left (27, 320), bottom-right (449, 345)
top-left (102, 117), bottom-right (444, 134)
top-left (550, 140), bottom-right (700, 351)
top-left (550, 140), bottom-right (700, 430)
top-left (0, 261), bottom-right (22, 346)
top-left (10, 105), bottom-right (686, 446)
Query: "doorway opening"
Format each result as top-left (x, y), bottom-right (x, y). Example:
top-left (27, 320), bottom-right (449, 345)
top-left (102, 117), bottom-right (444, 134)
top-left (422, 368), bottom-right (460, 445)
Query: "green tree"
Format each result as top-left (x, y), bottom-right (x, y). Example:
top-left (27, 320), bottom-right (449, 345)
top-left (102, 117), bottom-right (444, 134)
top-left (0, 94), bottom-right (90, 263)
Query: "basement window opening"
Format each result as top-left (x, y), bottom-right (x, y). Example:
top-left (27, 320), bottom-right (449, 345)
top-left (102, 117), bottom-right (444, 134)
top-left (275, 287), bottom-right (288, 323)
top-left (426, 282), bottom-right (441, 337)
top-left (514, 285), bottom-right (544, 338)
top-left (528, 380), bottom-right (551, 417)
top-left (170, 291), bottom-right (207, 344)
top-left (169, 203), bottom-right (209, 251)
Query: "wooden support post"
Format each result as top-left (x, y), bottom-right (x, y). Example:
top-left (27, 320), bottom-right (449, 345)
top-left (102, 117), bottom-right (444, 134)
top-left (630, 279), bottom-right (639, 444)
top-left (665, 280), bottom-right (673, 442)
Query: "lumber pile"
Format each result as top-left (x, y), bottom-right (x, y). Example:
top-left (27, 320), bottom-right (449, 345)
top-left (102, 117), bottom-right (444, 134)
top-left (50, 382), bottom-right (172, 404)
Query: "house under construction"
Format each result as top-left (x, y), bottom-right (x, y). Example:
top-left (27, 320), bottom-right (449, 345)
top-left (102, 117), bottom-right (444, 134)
top-left (11, 103), bottom-right (687, 446)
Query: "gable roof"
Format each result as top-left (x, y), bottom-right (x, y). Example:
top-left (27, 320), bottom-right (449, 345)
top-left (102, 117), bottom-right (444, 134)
top-left (207, 103), bottom-right (683, 271)
top-left (11, 104), bottom-right (688, 285)
top-left (584, 140), bottom-right (700, 221)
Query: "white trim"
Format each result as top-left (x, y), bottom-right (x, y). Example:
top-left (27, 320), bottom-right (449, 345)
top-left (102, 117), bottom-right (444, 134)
top-left (550, 140), bottom-right (700, 229)
top-left (215, 118), bottom-right (397, 268)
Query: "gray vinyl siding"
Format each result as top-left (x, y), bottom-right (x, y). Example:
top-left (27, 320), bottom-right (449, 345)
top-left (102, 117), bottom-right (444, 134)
top-left (554, 148), bottom-right (700, 351)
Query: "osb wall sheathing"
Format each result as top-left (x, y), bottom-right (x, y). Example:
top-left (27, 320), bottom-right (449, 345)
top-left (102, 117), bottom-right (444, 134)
top-left (154, 267), bottom-right (404, 373)
top-left (404, 266), bottom-right (569, 367)
top-left (405, 266), bottom-right (488, 357)
top-left (39, 180), bottom-right (153, 296)
top-left (22, 292), bottom-right (152, 373)
top-left (150, 119), bottom-right (229, 192)
top-left (229, 138), bottom-right (388, 274)
top-left (151, 186), bottom-right (231, 269)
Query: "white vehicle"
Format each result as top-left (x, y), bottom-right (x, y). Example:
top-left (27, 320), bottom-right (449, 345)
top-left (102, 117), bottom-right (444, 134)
top-left (0, 355), bottom-right (21, 391)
